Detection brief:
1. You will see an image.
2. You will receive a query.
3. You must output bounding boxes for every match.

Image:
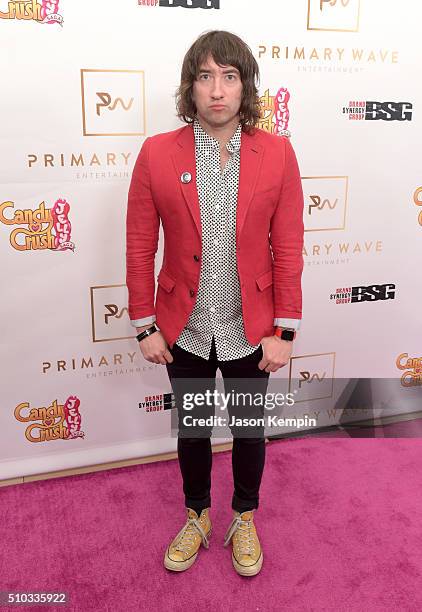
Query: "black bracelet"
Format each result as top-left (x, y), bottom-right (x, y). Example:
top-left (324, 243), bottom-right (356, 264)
top-left (136, 324), bottom-right (158, 343)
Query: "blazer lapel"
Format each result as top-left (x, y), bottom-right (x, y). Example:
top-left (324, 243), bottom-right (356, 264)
top-left (171, 125), bottom-right (202, 240)
top-left (236, 132), bottom-right (264, 243)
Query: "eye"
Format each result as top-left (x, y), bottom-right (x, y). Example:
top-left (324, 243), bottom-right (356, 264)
top-left (199, 74), bottom-right (210, 80)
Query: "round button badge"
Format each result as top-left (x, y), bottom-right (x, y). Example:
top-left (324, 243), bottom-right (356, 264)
top-left (181, 172), bottom-right (192, 184)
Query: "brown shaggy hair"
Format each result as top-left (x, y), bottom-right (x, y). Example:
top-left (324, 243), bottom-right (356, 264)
top-left (175, 30), bottom-right (261, 133)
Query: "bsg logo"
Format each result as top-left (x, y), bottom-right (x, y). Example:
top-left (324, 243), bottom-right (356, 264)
top-left (139, 0), bottom-right (220, 7)
top-left (159, 0), bottom-right (219, 7)
top-left (366, 101), bottom-right (413, 121)
top-left (351, 284), bottom-right (395, 303)
top-left (96, 93), bottom-right (134, 116)
top-left (307, 195), bottom-right (337, 216)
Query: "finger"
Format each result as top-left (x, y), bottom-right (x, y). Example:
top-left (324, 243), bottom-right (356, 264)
top-left (258, 359), bottom-right (270, 370)
top-left (152, 352), bottom-right (167, 365)
top-left (163, 349), bottom-right (173, 363)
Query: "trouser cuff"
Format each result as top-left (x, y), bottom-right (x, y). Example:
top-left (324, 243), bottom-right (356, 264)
top-left (232, 493), bottom-right (259, 513)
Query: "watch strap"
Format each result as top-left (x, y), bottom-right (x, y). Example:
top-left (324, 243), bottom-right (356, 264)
top-left (136, 324), bottom-right (158, 342)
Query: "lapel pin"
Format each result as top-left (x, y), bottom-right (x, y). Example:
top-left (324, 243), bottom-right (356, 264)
top-left (181, 171), bottom-right (192, 184)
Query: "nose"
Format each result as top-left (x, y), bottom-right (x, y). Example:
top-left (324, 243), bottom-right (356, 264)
top-left (210, 76), bottom-right (224, 99)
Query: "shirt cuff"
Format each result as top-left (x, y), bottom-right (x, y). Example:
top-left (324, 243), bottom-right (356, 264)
top-left (130, 315), bottom-right (156, 328)
top-left (274, 318), bottom-right (301, 331)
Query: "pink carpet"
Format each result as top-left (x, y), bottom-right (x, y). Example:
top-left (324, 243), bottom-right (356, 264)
top-left (1, 435), bottom-right (422, 612)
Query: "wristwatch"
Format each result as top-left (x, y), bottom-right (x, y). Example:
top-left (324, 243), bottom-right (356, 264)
top-left (274, 326), bottom-right (296, 341)
top-left (136, 324), bottom-right (158, 343)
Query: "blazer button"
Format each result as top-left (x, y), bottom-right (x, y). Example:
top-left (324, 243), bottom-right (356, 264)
top-left (189, 289), bottom-right (195, 297)
top-left (193, 255), bottom-right (200, 261)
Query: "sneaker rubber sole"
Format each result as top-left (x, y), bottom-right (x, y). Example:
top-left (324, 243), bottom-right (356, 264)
top-left (232, 550), bottom-right (263, 576)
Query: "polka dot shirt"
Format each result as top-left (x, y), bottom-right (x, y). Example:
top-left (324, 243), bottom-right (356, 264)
top-left (173, 118), bottom-right (261, 361)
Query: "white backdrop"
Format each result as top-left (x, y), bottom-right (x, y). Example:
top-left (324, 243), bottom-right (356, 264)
top-left (1, 0), bottom-right (421, 479)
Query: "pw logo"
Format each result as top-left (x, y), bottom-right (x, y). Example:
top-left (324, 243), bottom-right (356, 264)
top-left (308, 0), bottom-right (360, 32)
top-left (81, 69), bottom-right (145, 136)
top-left (96, 92), bottom-right (134, 116)
top-left (320, 0), bottom-right (350, 9)
top-left (299, 371), bottom-right (326, 388)
top-left (91, 285), bottom-right (133, 342)
top-left (104, 304), bottom-right (128, 324)
top-left (308, 195), bottom-right (338, 215)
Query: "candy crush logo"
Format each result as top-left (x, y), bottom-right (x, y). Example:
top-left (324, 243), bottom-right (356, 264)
top-left (14, 396), bottom-right (84, 443)
top-left (396, 353), bottom-right (422, 387)
top-left (0, 0), bottom-right (63, 25)
top-left (0, 198), bottom-right (75, 252)
top-left (258, 87), bottom-right (291, 137)
top-left (414, 187), bottom-right (422, 226)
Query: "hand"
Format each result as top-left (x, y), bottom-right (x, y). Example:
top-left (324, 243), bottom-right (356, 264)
top-left (137, 330), bottom-right (174, 365)
top-left (258, 335), bottom-right (293, 373)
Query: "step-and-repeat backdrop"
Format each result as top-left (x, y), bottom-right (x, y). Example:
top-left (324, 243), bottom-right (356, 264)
top-left (1, 0), bottom-right (421, 479)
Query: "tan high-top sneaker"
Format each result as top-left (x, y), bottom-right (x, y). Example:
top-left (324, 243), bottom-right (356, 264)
top-left (223, 510), bottom-right (263, 576)
top-left (164, 507), bottom-right (212, 572)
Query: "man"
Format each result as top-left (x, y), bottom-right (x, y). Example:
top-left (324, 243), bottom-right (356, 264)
top-left (126, 30), bottom-right (304, 577)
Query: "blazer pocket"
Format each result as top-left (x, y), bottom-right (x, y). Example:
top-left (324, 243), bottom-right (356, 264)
top-left (256, 269), bottom-right (273, 291)
top-left (157, 269), bottom-right (176, 293)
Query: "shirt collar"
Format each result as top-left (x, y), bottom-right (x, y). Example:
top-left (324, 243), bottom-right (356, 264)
top-left (193, 118), bottom-right (242, 156)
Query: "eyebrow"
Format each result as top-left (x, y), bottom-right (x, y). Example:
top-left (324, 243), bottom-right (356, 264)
top-left (198, 67), bottom-right (240, 74)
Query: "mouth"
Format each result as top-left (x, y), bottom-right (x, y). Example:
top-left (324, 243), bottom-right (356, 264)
top-left (209, 105), bottom-right (226, 110)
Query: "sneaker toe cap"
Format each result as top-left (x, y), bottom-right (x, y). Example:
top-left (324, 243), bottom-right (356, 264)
top-left (235, 551), bottom-right (261, 567)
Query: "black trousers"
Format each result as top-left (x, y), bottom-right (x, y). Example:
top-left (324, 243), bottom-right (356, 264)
top-left (166, 335), bottom-right (270, 514)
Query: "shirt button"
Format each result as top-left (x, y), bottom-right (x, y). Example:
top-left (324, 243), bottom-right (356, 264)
top-left (215, 205), bottom-right (220, 211)
top-left (213, 238), bottom-right (219, 246)
top-left (210, 307), bottom-right (216, 313)
top-left (214, 168), bottom-right (220, 174)
top-left (212, 273), bottom-right (217, 279)
top-left (193, 255), bottom-right (200, 261)
top-left (189, 289), bottom-right (195, 297)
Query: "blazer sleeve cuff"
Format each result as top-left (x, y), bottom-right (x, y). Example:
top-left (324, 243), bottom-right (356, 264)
top-left (130, 315), bottom-right (156, 328)
top-left (273, 317), bottom-right (301, 331)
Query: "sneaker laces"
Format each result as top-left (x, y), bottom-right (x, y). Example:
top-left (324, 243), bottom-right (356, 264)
top-left (223, 514), bottom-right (255, 555)
top-left (174, 513), bottom-right (210, 552)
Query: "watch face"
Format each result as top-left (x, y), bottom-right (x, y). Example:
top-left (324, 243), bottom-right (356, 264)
top-left (281, 329), bottom-right (295, 341)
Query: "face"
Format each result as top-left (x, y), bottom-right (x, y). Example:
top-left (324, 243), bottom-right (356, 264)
top-left (192, 54), bottom-right (243, 129)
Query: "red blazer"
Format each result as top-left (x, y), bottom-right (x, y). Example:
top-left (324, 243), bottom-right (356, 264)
top-left (126, 124), bottom-right (304, 349)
